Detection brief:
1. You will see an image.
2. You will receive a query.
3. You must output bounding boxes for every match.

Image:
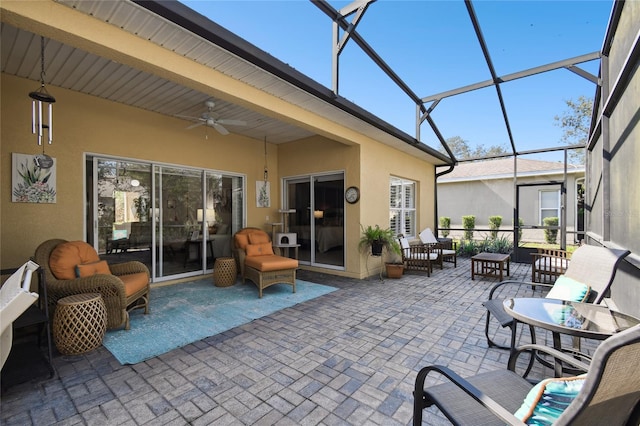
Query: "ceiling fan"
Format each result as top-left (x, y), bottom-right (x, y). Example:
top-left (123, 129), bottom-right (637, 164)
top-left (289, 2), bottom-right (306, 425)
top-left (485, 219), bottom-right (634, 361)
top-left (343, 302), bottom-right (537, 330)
top-left (177, 99), bottom-right (246, 136)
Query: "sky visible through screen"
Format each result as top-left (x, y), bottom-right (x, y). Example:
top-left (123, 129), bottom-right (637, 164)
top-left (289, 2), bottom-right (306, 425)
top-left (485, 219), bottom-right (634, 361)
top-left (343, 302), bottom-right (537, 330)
top-left (180, 0), bottom-right (613, 162)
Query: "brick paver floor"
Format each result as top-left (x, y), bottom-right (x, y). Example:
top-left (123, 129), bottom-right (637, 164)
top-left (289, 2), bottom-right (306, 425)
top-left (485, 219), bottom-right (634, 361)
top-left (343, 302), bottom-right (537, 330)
top-left (1, 257), bottom-right (595, 425)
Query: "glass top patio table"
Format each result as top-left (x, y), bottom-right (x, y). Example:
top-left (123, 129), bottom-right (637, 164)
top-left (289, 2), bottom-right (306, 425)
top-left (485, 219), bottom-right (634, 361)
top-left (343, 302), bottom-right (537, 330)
top-left (503, 298), bottom-right (640, 377)
top-left (504, 298), bottom-right (640, 340)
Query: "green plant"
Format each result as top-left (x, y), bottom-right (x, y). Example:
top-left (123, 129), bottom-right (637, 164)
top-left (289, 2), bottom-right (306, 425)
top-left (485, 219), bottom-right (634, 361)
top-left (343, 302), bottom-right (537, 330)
top-left (462, 215), bottom-right (475, 241)
top-left (488, 215), bottom-right (502, 239)
top-left (458, 239), bottom-right (479, 256)
top-left (487, 235), bottom-right (513, 254)
top-left (518, 217), bottom-right (524, 242)
top-left (358, 224), bottom-right (401, 256)
top-left (543, 217), bottom-right (559, 244)
top-left (439, 217), bottom-right (451, 238)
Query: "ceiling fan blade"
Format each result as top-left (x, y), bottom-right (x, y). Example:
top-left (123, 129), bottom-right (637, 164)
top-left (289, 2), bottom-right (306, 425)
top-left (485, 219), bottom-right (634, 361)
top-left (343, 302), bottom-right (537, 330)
top-left (186, 121), bottom-right (205, 130)
top-left (212, 122), bottom-right (230, 135)
top-left (216, 119), bottom-right (247, 127)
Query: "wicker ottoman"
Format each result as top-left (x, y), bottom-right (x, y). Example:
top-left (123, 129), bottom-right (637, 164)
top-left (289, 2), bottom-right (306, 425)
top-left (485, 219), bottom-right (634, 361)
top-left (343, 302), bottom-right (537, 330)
top-left (214, 257), bottom-right (237, 287)
top-left (53, 293), bottom-right (107, 355)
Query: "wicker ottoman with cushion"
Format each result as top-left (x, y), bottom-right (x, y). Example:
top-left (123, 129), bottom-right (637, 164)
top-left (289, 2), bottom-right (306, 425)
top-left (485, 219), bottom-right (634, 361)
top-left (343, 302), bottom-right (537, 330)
top-left (53, 293), bottom-right (107, 355)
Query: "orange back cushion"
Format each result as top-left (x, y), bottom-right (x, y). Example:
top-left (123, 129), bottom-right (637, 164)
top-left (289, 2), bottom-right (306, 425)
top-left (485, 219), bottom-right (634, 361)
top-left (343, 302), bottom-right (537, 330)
top-left (248, 231), bottom-right (270, 245)
top-left (49, 241), bottom-right (100, 279)
top-left (235, 233), bottom-right (250, 250)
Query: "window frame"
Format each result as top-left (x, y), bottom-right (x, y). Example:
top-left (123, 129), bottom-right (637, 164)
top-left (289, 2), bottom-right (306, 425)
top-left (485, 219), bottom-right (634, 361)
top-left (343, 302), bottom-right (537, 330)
top-left (539, 189), bottom-right (561, 225)
top-left (389, 176), bottom-right (416, 238)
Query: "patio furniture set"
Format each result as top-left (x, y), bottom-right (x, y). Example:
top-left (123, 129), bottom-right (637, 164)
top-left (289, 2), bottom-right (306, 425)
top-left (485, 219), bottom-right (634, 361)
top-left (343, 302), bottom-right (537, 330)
top-left (3, 232), bottom-right (639, 424)
top-left (413, 244), bottom-right (640, 425)
top-left (397, 228), bottom-right (459, 276)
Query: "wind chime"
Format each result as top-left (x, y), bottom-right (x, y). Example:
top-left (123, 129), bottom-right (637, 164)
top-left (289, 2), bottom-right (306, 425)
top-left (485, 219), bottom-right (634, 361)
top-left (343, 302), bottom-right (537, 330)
top-left (29, 36), bottom-right (56, 169)
top-left (263, 136), bottom-right (269, 182)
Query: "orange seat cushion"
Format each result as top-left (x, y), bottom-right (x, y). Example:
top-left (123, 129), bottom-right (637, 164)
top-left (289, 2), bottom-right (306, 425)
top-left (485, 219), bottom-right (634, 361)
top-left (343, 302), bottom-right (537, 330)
top-left (119, 272), bottom-right (149, 297)
top-left (50, 241), bottom-right (100, 279)
top-left (76, 260), bottom-right (112, 277)
top-left (246, 242), bottom-right (274, 257)
top-left (245, 254), bottom-right (298, 272)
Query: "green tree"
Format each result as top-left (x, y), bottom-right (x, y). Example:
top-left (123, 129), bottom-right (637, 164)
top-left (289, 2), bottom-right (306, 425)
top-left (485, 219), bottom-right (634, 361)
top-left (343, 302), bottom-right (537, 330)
top-left (440, 136), bottom-right (508, 160)
top-left (554, 96), bottom-right (592, 164)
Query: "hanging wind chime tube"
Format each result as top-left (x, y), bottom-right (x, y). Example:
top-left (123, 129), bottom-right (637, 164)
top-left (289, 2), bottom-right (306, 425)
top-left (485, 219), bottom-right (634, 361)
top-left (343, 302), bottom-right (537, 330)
top-left (263, 136), bottom-right (269, 182)
top-left (29, 36), bottom-right (56, 146)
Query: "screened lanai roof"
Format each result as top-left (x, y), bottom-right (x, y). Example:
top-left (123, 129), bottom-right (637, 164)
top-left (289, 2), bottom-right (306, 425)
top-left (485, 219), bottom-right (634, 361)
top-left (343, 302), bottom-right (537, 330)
top-left (181, 0), bottom-right (612, 163)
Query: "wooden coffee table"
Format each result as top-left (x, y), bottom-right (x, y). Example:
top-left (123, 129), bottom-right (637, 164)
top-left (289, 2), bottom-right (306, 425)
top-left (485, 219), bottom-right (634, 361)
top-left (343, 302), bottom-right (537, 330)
top-left (471, 252), bottom-right (510, 281)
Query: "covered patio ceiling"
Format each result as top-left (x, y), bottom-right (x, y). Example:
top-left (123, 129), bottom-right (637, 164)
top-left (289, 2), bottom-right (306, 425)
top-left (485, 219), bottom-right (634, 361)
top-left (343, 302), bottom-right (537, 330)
top-left (1, 0), bottom-right (607, 165)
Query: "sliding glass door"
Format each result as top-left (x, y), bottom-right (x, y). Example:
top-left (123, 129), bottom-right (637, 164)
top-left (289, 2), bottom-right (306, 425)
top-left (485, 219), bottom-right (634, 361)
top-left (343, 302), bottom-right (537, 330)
top-left (285, 173), bottom-right (344, 269)
top-left (88, 155), bottom-right (243, 282)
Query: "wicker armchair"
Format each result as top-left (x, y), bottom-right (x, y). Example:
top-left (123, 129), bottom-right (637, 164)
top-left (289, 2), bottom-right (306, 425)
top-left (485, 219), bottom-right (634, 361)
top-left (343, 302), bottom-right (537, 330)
top-left (233, 228), bottom-right (298, 298)
top-left (34, 239), bottom-right (150, 330)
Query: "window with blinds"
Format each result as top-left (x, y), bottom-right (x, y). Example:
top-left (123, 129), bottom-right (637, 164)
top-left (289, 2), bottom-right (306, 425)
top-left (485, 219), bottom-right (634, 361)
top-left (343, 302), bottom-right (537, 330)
top-left (390, 177), bottom-right (416, 238)
top-left (539, 189), bottom-right (561, 225)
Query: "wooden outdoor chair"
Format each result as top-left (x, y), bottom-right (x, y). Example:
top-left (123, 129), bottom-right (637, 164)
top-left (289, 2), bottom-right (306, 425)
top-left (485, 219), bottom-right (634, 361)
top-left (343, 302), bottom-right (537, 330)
top-left (531, 247), bottom-right (570, 284)
top-left (413, 323), bottom-right (640, 425)
top-left (419, 228), bottom-right (457, 268)
top-left (398, 236), bottom-right (438, 276)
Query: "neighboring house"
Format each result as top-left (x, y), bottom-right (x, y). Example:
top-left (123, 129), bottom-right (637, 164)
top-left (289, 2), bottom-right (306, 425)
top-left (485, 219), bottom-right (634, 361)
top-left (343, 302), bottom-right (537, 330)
top-left (437, 158), bottom-right (585, 244)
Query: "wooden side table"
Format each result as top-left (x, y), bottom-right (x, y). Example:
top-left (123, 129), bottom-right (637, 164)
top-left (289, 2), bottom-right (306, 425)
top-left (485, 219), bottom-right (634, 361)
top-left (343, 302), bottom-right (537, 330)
top-left (214, 257), bottom-right (237, 287)
top-left (471, 252), bottom-right (510, 281)
top-left (53, 293), bottom-right (107, 355)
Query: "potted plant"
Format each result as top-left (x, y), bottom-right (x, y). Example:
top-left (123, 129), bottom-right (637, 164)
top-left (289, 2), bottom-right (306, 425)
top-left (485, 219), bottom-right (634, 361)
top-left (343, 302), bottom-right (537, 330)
top-left (359, 224), bottom-right (400, 257)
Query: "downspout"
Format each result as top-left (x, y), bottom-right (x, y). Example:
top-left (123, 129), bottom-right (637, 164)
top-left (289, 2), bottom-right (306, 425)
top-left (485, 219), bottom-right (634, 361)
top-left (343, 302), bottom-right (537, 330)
top-left (435, 164), bottom-right (455, 235)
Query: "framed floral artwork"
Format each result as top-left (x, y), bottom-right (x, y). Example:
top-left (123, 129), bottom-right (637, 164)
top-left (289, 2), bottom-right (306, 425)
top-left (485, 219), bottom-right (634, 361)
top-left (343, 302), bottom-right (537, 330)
top-left (12, 153), bottom-right (57, 203)
top-left (256, 181), bottom-right (270, 208)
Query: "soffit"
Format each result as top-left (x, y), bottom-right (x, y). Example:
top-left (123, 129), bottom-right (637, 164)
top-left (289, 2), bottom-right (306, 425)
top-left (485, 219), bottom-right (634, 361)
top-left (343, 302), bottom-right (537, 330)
top-left (0, 0), bottom-right (448, 164)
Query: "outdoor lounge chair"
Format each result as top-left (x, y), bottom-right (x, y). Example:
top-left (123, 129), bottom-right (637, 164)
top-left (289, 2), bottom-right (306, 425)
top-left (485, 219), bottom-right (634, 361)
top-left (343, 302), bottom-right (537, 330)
top-left (483, 244), bottom-right (630, 349)
top-left (419, 228), bottom-right (457, 268)
top-left (398, 235), bottom-right (438, 276)
top-left (233, 227), bottom-right (298, 298)
top-left (413, 323), bottom-right (640, 425)
top-left (34, 239), bottom-right (150, 330)
top-left (1, 261), bottom-right (39, 369)
top-left (531, 247), bottom-right (571, 284)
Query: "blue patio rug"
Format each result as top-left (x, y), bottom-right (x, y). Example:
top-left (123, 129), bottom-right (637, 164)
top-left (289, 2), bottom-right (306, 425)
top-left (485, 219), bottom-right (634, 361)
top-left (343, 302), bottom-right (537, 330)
top-left (102, 279), bottom-right (337, 364)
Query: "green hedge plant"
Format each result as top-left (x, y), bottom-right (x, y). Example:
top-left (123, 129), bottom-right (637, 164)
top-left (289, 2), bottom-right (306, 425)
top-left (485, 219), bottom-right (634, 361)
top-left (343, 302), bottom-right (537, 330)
top-left (462, 215), bottom-right (475, 241)
top-left (489, 215), bottom-right (502, 239)
top-left (439, 217), bottom-right (451, 238)
top-left (543, 217), bottom-right (559, 244)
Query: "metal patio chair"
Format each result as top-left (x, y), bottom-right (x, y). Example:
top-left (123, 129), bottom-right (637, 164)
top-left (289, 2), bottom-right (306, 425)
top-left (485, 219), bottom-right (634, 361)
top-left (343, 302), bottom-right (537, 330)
top-left (414, 323), bottom-right (640, 425)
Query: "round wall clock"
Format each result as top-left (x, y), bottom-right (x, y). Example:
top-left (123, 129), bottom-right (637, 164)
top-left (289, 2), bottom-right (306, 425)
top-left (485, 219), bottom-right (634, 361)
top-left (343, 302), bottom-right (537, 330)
top-left (345, 186), bottom-right (360, 204)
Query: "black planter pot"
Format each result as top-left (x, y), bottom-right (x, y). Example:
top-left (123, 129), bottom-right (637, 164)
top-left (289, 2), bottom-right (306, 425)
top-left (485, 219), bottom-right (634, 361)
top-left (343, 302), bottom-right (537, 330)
top-left (371, 241), bottom-right (384, 256)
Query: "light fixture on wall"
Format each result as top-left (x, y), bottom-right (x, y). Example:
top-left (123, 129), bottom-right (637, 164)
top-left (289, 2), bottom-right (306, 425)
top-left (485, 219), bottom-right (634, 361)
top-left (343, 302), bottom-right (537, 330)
top-left (29, 36), bottom-right (56, 147)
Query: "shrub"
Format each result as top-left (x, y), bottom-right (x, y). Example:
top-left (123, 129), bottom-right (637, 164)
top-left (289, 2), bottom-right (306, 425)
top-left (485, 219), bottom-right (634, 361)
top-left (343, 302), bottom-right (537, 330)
top-left (439, 217), bottom-right (450, 238)
top-left (543, 217), bottom-right (559, 244)
top-left (457, 235), bottom-right (513, 257)
top-left (489, 215), bottom-right (502, 239)
top-left (458, 239), bottom-right (478, 256)
top-left (462, 215), bottom-right (475, 241)
top-left (488, 235), bottom-right (513, 254)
